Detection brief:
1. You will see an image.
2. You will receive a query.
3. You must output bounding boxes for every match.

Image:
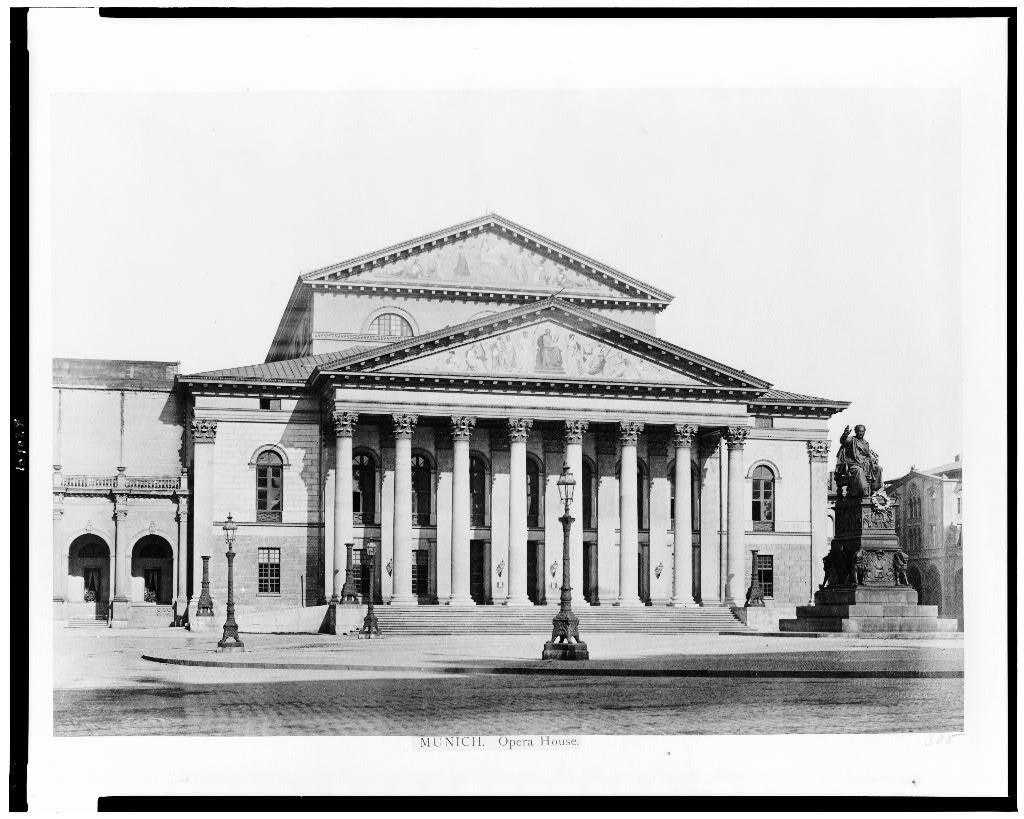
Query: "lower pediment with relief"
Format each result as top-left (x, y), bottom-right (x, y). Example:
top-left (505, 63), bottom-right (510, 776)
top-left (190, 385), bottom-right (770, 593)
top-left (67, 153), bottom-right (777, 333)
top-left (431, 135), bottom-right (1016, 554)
top-left (377, 320), bottom-right (703, 385)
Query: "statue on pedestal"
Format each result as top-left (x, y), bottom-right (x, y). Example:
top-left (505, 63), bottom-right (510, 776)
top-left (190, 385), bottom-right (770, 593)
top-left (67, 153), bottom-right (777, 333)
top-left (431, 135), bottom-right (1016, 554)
top-left (835, 424), bottom-right (882, 498)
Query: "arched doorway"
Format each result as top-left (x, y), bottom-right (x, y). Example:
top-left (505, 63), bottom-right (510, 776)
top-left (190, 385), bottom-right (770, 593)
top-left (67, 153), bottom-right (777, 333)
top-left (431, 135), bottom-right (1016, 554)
top-left (131, 535), bottom-right (174, 604)
top-left (68, 534), bottom-right (111, 618)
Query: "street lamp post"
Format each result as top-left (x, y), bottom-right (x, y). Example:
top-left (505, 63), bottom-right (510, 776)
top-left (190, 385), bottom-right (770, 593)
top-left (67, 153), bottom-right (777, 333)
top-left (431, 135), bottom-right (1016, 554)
top-left (542, 464), bottom-right (589, 660)
top-left (745, 548), bottom-right (765, 607)
top-left (217, 513), bottom-right (245, 652)
top-left (358, 543), bottom-right (381, 638)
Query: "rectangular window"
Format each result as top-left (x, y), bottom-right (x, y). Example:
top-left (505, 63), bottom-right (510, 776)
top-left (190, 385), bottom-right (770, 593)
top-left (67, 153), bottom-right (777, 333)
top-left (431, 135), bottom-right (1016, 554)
top-left (755, 554), bottom-right (774, 598)
top-left (258, 547), bottom-right (281, 594)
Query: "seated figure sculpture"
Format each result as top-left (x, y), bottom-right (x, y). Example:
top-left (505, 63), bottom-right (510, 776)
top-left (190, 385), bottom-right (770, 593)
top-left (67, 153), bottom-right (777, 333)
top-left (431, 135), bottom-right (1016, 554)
top-left (835, 424), bottom-right (882, 499)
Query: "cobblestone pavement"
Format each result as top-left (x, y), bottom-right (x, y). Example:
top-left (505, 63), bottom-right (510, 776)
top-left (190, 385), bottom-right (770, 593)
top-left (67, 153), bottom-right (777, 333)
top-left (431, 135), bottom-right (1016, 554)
top-left (53, 627), bottom-right (963, 736)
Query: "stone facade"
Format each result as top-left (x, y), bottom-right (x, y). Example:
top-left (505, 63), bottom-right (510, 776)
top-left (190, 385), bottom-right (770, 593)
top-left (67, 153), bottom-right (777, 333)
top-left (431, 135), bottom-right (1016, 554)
top-left (886, 456), bottom-right (963, 627)
top-left (53, 215), bottom-right (850, 628)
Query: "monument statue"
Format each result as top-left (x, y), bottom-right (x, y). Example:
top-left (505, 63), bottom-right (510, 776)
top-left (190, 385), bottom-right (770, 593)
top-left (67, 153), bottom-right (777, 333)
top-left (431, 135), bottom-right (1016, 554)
top-left (835, 424), bottom-right (882, 498)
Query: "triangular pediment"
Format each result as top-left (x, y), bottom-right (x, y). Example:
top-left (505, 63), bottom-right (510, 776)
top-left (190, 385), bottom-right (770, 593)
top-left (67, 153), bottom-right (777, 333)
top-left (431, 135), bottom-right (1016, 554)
top-left (321, 299), bottom-right (772, 392)
top-left (301, 215), bottom-right (672, 303)
top-left (379, 319), bottom-right (703, 384)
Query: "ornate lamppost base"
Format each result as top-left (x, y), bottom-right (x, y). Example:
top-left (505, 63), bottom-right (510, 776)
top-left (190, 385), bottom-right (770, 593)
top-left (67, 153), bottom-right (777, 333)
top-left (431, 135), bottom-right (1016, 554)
top-left (357, 611), bottom-right (380, 639)
top-left (541, 610), bottom-right (589, 661)
top-left (217, 635), bottom-right (245, 652)
top-left (541, 639), bottom-right (589, 661)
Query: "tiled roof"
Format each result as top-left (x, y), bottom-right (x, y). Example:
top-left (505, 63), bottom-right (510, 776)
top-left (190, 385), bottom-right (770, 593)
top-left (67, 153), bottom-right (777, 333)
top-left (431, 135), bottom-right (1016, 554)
top-left (182, 346), bottom-right (374, 384)
top-left (751, 388), bottom-right (849, 407)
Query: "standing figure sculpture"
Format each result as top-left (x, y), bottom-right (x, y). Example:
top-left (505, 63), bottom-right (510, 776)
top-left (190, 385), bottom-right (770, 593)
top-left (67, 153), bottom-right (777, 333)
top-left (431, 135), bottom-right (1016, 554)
top-left (835, 424), bottom-right (882, 498)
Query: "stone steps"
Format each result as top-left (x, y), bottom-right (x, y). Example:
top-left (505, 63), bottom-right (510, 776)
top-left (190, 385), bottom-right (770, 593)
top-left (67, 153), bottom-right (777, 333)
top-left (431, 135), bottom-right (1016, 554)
top-left (369, 605), bottom-right (749, 635)
top-left (66, 617), bottom-right (108, 629)
top-left (796, 604), bottom-right (940, 619)
top-left (779, 616), bottom-right (959, 633)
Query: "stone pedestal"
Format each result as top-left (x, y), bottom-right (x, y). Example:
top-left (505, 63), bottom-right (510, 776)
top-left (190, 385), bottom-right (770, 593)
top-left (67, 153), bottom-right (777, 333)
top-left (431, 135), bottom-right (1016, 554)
top-left (780, 495), bottom-right (958, 634)
top-left (109, 599), bottom-right (130, 629)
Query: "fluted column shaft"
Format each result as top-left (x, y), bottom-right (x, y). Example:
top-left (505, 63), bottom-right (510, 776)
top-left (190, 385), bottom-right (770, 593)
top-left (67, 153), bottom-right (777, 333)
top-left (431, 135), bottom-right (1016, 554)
top-left (565, 419), bottom-right (588, 606)
top-left (671, 424), bottom-right (697, 606)
top-left (391, 414), bottom-right (417, 604)
top-left (807, 439), bottom-right (831, 603)
top-left (506, 418), bottom-right (533, 606)
top-left (725, 426), bottom-right (749, 606)
top-left (448, 416), bottom-right (476, 605)
top-left (332, 411), bottom-right (357, 601)
top-left (616, 421), bottom-right (643, 606)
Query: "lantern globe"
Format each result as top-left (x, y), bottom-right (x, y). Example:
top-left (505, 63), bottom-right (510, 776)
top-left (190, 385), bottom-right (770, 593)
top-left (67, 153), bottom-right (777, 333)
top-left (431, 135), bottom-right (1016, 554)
top-left (556, 463), bottom-right (576, 506)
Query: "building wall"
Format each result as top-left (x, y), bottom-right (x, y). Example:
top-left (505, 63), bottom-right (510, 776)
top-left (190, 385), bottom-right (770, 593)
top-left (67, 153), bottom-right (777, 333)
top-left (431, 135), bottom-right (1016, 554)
top-left (308, 290), bottom-right (659, 355)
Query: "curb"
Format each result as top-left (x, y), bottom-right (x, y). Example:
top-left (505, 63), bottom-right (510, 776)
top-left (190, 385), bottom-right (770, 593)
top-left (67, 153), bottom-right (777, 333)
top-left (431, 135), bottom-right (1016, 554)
top-left (140, 654), bottom-right (963, 679)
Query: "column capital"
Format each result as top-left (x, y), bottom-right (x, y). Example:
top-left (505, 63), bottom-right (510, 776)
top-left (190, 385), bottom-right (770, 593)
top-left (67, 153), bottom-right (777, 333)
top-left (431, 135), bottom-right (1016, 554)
top-left (191, 418), bottom-right (218, 445)
top-left (564, 419), bottom-right (589, 445)
top-left (113, 494), bottom-right (129, 519)
top-left (672, 423), bottom-right (699, 449)
top-left (508, 417), bottom-right (534, 443)
top-left (807, 439), bottom-right (831, 462)
top-left (619, 420), bottom-right (644, 446)
top-left (450, 415), bottom-right (477, 441)
top-left (725, 425), bottom-right (749, 450)
top-left (332, 410), bottom-right (359, 438)
top-left (391, 413), bottom-right (418, 438)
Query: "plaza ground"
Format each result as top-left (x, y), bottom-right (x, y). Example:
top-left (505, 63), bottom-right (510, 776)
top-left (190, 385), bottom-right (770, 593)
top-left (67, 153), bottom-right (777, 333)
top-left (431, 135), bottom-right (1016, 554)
top-left (53, 626), bottom-right (962, 736)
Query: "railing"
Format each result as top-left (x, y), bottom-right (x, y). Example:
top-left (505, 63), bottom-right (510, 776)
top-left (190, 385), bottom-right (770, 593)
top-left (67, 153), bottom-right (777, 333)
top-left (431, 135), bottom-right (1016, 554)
top-left (57, 473), bottom-right (187, 495)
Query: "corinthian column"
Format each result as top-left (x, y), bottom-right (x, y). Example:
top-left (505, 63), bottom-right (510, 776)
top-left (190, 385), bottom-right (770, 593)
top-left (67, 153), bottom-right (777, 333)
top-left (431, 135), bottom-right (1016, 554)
top-left (505, 417), bottom-right (533, 606)
top-left (671, 423), bottom-right (698, 606)
top-left (390, 413), bottom-right (417, 604)
top-left (565, 418), bottom-right (588, 606)
top-left (331, 410), bottom-right (358, 602)
top-left (616, 420), bottom-right (643, 607)
top-left (724, 425), bottom-right (749, 606)
top-left (807, 439), bottom-right (831, 603)
top-left (448, 415), bottom-right (476, 606)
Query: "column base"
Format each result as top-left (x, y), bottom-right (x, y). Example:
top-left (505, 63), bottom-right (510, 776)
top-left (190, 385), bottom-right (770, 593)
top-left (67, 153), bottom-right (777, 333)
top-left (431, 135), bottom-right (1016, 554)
top-left (668, 598), bottom-right (699, 608)
top-left (388, 595), bottom-right (417, 606)
top-left (503, 597), bottom-right (533, 607)
top-left (613, 597), bottom-right (644, 608)
top-left (446, 597), bottom-right (476, 608)
top-left (109, 599), bottom-right (130, 628)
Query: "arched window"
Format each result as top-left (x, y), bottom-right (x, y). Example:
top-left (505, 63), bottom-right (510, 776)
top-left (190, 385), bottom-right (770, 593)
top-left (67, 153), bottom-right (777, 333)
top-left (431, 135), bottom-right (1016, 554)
top-left (411, 453), bottom-right (433, 526)
top-left (470, 454), bottom-right (489, 527)
top-left (352, 452), bottom-right (377, 525)
top-left (369, 312), bottom-right (414, 338)
top-left (751, 464), bottom-right (775, 532)
top-left (526, 455), bottom-right (543, 528)
top-left (256, 450), bottom-right (283, 522)
top-left (581, 458), bottom-right (596, 530)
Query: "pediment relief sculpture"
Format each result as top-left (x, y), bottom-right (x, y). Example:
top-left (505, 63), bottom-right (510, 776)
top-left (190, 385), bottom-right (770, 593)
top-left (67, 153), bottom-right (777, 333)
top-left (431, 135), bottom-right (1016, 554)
top-left (379, 321), bottom-right (701, 384)
top-left (343, 232), bottom-right (623, 297)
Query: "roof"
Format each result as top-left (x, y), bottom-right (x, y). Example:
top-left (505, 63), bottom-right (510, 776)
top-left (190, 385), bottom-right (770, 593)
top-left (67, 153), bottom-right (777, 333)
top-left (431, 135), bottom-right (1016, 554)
top-left (299, 213), bottom-right (675, 303)
top-left (182, 346), bottom-right (373, 386)
top-left (746, 387), bottom-right (850, 414)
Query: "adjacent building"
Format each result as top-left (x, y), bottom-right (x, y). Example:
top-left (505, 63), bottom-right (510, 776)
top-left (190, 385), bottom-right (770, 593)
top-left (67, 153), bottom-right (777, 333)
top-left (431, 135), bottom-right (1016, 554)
top-left (886, 455), bottom-right (964, 628)
top-left (52, 214), bottom-right (849, 628)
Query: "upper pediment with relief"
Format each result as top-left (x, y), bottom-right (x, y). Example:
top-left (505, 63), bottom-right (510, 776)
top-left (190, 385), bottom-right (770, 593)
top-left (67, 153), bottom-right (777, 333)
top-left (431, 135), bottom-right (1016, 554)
top-left (301, 215), bottom-right (673, 303)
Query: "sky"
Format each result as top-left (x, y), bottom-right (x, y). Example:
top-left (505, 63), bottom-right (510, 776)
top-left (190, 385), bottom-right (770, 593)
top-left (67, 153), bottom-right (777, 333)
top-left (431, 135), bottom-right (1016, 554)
top-left (48, 49), bottom-right (963, 482)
